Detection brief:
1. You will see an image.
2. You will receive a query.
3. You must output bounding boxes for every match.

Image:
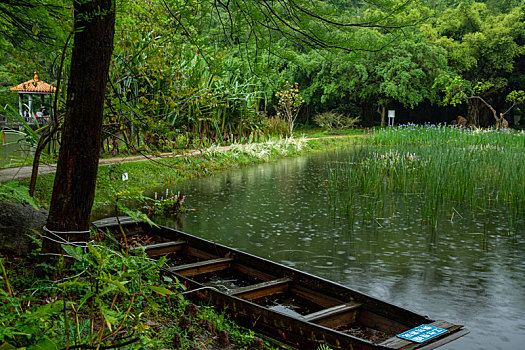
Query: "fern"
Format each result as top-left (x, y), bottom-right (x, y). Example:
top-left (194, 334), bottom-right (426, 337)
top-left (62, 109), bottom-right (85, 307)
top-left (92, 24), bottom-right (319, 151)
top-left (0, 181), bottom-right (38, 208)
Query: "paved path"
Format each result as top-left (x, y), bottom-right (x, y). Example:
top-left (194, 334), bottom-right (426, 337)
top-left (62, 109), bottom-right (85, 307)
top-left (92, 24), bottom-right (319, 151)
top-left (0, 163), bottom-right (58, 182)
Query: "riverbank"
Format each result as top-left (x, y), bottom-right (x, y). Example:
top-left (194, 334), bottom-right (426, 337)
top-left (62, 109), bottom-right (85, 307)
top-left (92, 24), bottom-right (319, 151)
top-left (0, 132), bottom-right (363, 182)
top-left (21, 136), bottom-right (362, 212)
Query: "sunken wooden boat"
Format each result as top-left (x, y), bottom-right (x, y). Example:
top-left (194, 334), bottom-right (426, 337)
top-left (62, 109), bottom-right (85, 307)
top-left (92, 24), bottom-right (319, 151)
top-left (93, 217), bottom-right (468, 349)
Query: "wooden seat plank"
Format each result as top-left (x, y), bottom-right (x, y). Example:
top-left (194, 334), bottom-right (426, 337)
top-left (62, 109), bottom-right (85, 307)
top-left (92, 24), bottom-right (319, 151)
top-left (230, 278), bottom-right (291, 300)
top-left (290, 284), bottom-right (343, 309)
top-left (130, 240), bottom-right (186, 257)
top-left (185, 246), bottom-right (220, 260)
top-left (303, 302), bottom-right (362, 328)
top-left (168, 257), bottom-right (232, 277)
top-left (232, 263), bottom-right (276, 282)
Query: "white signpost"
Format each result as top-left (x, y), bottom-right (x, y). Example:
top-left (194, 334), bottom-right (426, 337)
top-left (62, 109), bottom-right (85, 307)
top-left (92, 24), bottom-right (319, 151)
top-left (388, 110), bottom-right (395, 127)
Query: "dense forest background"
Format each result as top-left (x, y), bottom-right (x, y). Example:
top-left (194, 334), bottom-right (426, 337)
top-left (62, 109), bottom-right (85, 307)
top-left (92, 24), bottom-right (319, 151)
top-left (1, 0), bottom-right (524, 151)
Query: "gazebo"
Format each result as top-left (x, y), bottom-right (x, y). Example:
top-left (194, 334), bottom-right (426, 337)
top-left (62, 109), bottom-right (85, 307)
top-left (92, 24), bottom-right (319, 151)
top-left (10, 71), bottom-right (56, 125)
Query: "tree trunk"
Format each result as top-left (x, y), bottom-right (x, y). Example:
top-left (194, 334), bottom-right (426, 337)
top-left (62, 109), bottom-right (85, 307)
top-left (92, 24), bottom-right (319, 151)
top-left (29, 125), bottom-right (55, 197)
top-left (467, 99), bottom-right (480, 127)
top-left (43, 0), bottom-right (115, 253)
top-left (377, 105), bottom-right (386, 127)
top-left (359, 104), bottom-right (376, 127)
top-left (468, 96), bottom-right (498, 127)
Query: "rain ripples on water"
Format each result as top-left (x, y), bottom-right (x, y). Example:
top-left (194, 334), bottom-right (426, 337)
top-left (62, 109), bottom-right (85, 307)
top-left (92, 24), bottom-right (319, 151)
top-left (116, 150), bottom-right (524, 350)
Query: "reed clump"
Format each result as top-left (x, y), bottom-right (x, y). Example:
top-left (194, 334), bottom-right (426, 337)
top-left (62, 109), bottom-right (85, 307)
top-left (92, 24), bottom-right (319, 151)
top-left (328, 124), bottom-right (524, 231)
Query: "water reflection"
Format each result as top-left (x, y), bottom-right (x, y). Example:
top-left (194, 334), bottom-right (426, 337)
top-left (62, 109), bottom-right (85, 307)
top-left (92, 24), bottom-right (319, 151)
top-left (0, 132), bottom-right (33, 167)
top-left (109, 150), bottom-right (525, 350)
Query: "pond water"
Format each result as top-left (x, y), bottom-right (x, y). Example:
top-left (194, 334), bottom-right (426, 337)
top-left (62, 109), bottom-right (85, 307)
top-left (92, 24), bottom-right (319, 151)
top-left (120, 150), bottom-right (525, 349)
top-left (0, 132), bottom-right (33, 168)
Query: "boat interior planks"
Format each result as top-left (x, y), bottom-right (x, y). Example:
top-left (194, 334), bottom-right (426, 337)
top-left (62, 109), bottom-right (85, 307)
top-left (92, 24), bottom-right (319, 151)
top-left (93, 217), bottom-right (468, 350)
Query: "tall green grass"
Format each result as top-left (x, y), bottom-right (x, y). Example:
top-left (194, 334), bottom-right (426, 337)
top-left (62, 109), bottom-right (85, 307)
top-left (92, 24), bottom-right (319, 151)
top-left (328, 124), bottom-right (525, 232)
top-left (368, 123), bottom-right (525, 148)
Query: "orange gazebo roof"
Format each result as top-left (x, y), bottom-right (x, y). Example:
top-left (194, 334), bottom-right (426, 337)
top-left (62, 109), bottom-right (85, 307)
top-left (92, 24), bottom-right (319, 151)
top-left (10, 72), bottom-right (56, 93)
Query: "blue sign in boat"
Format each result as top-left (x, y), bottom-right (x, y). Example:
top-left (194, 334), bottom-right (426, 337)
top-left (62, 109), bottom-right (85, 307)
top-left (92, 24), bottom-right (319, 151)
top-left (397, 324), bottom-right (448, 343)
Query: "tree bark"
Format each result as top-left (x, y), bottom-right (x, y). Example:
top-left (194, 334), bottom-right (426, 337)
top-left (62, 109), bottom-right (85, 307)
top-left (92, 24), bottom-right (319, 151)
top-left (43, 0), bottom-right (115, 252)
top-left (377, 105), bottom-right (386, 127)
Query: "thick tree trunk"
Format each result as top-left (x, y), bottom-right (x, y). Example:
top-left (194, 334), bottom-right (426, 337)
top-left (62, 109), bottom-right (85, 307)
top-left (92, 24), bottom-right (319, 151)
top-left (43, 0), bottom-right (115, 252)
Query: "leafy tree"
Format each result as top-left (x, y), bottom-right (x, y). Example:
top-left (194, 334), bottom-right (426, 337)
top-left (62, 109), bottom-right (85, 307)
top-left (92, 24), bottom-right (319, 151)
top-left (275, 81), bottom-right (304, 135)
top-left (106, 0), bottom-right (265, 152)
top-left (425, 1), bottom-right (525, 126)
top-left (359, 37), bottom-right (449, 125)
top-left (0, 0), bottom-right (66, 46)
top-left (250, 1), bottom-right (441, 126)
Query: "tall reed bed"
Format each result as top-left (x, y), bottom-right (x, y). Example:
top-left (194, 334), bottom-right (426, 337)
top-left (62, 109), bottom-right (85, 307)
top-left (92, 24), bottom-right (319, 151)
top-left (369, 123), bottom-right (525, 148)
top-left (328, 125), bottom-right (524, 232)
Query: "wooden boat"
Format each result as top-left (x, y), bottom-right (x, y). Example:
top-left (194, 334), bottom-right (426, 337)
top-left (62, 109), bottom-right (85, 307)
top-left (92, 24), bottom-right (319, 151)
top-left (93, 217), bottom-right (468, 349)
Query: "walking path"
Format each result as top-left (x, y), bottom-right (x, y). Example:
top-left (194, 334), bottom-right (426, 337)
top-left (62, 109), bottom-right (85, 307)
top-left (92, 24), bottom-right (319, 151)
top-left (0, 147), bottom-right (230, 182)
top-left (0, 135), bottom-right (356, 183)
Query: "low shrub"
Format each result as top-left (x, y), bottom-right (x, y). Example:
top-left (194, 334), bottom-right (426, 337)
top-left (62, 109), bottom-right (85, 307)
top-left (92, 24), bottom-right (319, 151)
top-left (314, 111), bottom-right (359, 131)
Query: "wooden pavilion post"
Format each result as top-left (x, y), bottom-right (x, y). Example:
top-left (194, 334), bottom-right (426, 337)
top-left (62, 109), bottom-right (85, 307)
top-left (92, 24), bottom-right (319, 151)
top-left (18, 94), bottom-right (22, 118)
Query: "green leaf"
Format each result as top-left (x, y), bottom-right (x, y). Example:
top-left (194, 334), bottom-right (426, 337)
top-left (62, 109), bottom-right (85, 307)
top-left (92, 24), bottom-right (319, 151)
top-left (98, 284), bottom-right (118, 297)
top-left (61, 245), bottom-right (84, 261)
top-left (115, 202), bottom-right (158, 227)
top-left (87, 243), bottom-right (103, 265)
top-left (100, 307), bottom-right (118, 332)
top-left (29, 301), bottom-right (63, 319)
top-left (77, 291), bottom-right (95, 308)
top-left (143, 295), bottom-right (161, 310)
top-left (99, 275), bottom-right (130, 295)
top-left (0, 181), bottom-right (39, 209)
top-left (57, 280), bottom-right (90, 290)
top-left (155, 255), bottom-right (167, 268)
top-left (31, 24), bottom-right (40, 36)
top-left (148, 285), bottom-right (175, 296)
top-left (27, 338), bottom-right (58, 350)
